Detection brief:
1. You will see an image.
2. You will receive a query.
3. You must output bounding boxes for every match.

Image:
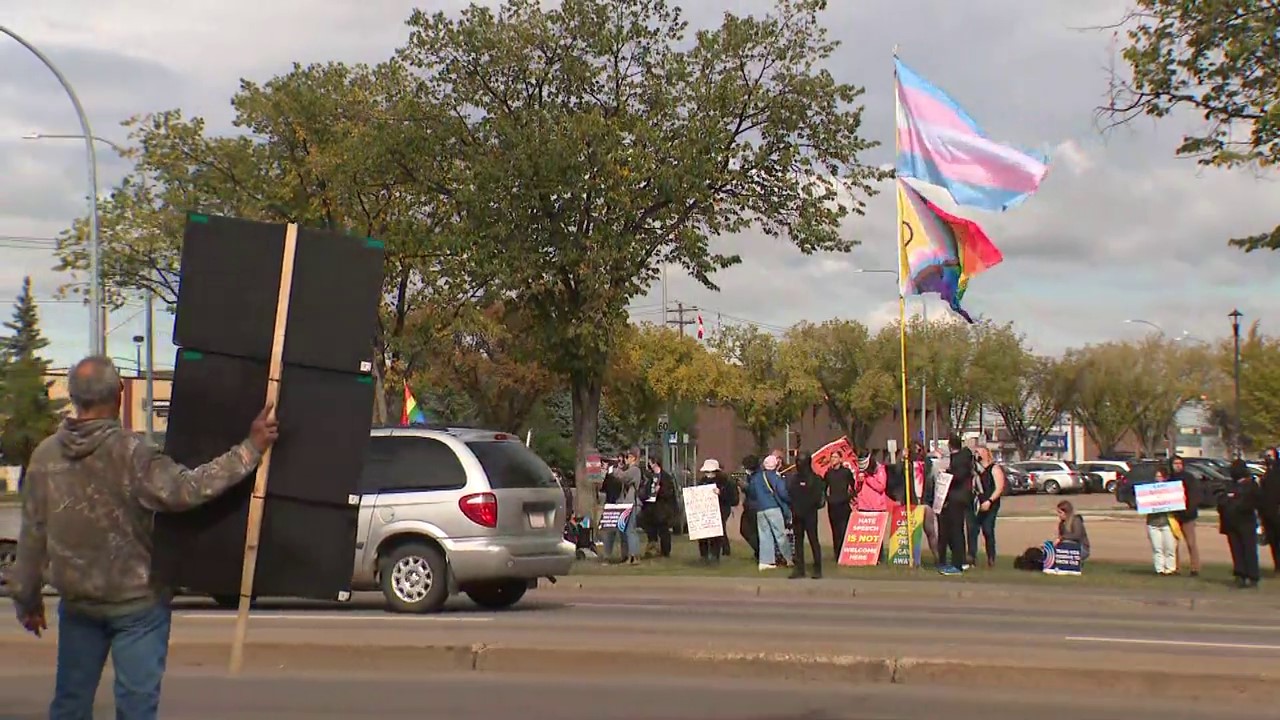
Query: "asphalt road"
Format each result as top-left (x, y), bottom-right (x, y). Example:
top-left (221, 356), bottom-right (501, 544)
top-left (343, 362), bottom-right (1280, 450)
top-left (4, 586), bottom-right (1280, 678)
top-left (0, 671), bottom-right (1264, 720)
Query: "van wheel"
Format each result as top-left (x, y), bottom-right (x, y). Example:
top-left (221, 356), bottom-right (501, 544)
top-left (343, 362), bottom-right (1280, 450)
top-left (1105, 481), bottom-right (1117, 495)
top-left (210, 594), bottom-right (256, 609)
top-left (380, 543), bottom-right (448, 614)
top-left (465, 580), bottom-right (528, 610)
top-left (1043, 480), bottom-right (1061, 495)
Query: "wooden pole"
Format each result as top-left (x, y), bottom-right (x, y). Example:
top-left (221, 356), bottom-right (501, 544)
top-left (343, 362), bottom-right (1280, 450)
top-left (228, 222), bottom-right (298, 675)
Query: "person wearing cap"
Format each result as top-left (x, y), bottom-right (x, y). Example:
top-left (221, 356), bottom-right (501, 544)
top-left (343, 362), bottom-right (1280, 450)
top-left (749, 454), bottom-right (792, 570)
top-left (696, 459), bottom-right (735, 564)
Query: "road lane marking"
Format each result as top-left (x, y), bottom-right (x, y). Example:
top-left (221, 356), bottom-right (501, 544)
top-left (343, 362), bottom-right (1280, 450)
top-left (177, 613), bottom-right (491, 622)
top-left (1066, 635), bottom-right (1280, 651)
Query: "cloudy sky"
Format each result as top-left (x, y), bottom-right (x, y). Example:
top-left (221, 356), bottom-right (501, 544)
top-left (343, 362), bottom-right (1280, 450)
top-left (2, 0), bottom-right (1276, 371)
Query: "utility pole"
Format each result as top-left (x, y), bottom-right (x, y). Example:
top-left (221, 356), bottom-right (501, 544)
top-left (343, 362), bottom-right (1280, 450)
top-left (666, 302), bottom-right (697, 336)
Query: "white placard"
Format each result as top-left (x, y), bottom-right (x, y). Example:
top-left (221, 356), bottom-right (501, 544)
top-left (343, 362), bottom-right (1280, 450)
top-left (931, 472), bottom-right (953, 515)
top-left (1135, 481), bottom-right (1187, 514)
top-left (682, 484), bottom-right (725, 541)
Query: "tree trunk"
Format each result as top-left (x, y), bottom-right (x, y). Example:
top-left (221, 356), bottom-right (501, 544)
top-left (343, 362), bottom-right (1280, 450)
top-left (371, 358), bottom-right (389, 425)
top-left (571, 372), bottom-right (602, 518)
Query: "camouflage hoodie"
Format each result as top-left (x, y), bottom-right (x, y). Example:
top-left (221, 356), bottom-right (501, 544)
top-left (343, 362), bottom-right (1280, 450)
top-left (10, 418), bottom-right (261, 618)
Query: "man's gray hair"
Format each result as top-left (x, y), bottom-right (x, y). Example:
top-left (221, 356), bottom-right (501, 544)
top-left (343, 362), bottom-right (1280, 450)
top-left (68, 355), bottom-right (122, 411)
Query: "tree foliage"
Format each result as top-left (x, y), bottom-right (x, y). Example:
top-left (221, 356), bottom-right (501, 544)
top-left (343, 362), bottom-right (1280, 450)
top-left (1106, 0), bottom-right (1279, 250)
top-left (0, 279), bottom-right (64, 475)
top-left (714, 324), bottom-right (806, 453)
top-left (1208, 322), bottom-right (1280, 450)
top-left (780, 319), bottom-right (891, 445)
top-left (988, 336), bottom-right (1077, 461)
top-left (398, 0), bottom-right (882, 513)
top-left (1127, 336), bottom-right (1218, 456)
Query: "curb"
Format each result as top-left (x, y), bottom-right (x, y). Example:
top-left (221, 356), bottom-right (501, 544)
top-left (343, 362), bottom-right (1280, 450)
top-left (1, 641), bottom-right (1273, 703)
top-left (551, 575), bottom-right (1280, 612)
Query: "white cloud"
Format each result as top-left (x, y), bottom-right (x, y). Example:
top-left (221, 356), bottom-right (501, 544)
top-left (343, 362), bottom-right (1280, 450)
top-left (2, 0), bottom-right (1277, 367)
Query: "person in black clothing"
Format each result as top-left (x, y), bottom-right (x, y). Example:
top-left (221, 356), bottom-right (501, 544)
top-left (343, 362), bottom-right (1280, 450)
top-left (787, 451), bottom-right (825, 579)
top-left (696, 459), bottom-right (735, 564)
top-left (740, 455), bottom-right (762, 561)
top-left (1258, 448), bottom-right (1280, 574)
top-left (938, 436), bottom-right (974, 575)
top-left (824, 451), bottom-right (855, 562)
top-left (1170, 456), bottom-right (1202, 577)
top-left (968, 446), bottom-right (1006, 567)
top-left (641, 459), bottom-right (677, 558)
top-left (1220, 460), bottom-right (1263, 588)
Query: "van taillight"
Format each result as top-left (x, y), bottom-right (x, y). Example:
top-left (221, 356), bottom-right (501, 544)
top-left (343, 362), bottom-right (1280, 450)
top-left (460, 493), bottom-right (498, 528)
top-left (493, 433), bottom-right (509, 441)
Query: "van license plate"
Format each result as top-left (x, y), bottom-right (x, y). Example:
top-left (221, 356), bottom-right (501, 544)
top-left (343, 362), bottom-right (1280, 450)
top-left (528, 513), bottom-right (547, 529)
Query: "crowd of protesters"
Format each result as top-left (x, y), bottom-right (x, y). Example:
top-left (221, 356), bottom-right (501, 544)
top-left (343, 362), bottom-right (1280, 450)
top-left (593, 435), bottom-right (1015, 577)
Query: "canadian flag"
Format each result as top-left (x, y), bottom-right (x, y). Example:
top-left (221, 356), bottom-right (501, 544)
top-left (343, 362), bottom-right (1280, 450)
top-left (696, 313), bottom-right (704, 340)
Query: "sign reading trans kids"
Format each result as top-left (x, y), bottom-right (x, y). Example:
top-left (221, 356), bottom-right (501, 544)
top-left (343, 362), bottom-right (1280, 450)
top-left (1135, 481), bottom-right (1187, 515)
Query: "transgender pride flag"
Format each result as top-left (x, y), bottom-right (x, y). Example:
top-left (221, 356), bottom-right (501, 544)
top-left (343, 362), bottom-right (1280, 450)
top-left (895, 58), bottom-right (1049, 212)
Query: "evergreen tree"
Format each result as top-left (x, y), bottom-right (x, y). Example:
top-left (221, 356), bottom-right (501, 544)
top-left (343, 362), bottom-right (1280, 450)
top-left (0, 277), bottom-right (64, 478)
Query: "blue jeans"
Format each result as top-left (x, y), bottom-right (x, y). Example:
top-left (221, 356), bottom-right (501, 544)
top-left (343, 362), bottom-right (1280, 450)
top-left (602, 508), bottom-right (640, 559)
top-left (967, 505), bottom-right (1000, 563)
top-left (757, 507), bottom-right (791, 566)
top-left (53, 601), bottom-right (173, 720)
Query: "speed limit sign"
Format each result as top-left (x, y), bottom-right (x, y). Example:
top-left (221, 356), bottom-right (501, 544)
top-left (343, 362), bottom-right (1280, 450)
top-left (657, 414), bottom-right (670, 433)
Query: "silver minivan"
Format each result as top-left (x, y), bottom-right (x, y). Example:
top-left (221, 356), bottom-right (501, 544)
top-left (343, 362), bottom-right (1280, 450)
top-left (348, 426), bottom-right (575, 613)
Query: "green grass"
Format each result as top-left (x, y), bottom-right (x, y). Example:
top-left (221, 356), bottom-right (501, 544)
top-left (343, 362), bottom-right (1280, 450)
top-left (573, 538), bottom-right (1278, 594)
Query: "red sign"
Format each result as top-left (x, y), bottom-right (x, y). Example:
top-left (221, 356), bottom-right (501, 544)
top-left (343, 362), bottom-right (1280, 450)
top-left (811, 436), bottom-right (855, 476)
top-left (585, 452), bottom-right (603, 484)
top-left (838, 510), bottom-right (889, 567)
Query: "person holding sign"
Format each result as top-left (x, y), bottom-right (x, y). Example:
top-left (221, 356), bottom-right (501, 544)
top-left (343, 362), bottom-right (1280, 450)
top-left (823, 452), bottom-right (855, 562)
top-left (695, 459), bottom-right (735, 564)
top-left (1219, 460), bottom-right (1263, 588)
top-left (1055, 501), bottom-right (1090, 561)
top-left (1144, 468), bottom-right (1179, 575)
top-left (10, 356), bottom-right (279, 720)
top-left (787, 451), bottom-right (825, 579)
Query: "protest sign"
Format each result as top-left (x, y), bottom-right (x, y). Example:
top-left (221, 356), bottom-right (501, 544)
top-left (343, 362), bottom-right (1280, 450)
top-left (682, 485), bottom-right (724, 541)
top-left (811, 436), bottom-right (855, 476)
top-left (1135, 481), bottom-right (1186, 515)
top-left (931, 472), bottom-right (953, 515)
top-left (838, 510), bottom-right (889, 566)
top-left (1042, 540), bottom-right (1083, 575)
top-left (599, 504), bottom-right (634, 531)
top-left (886, 504), bottom-right (926, 567)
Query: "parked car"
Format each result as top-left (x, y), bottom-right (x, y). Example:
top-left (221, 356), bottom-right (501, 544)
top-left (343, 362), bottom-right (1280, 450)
top-left (209, 426), bottom-right (576, 613)
top-left (0, 503), bottom-right (18, 595)
top-left (1077, 460), bottom-right (1130, 495)
top-left (1009, 460), bottom-right (1086, 495)
top-left (1115, 459), bottom-right (1230, 510)
top-left (1002, 464), bottom-right (1035, 495)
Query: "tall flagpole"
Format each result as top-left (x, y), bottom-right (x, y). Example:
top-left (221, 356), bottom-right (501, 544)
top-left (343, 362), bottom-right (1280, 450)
top-left (894, 46), bottom-right (915, 566)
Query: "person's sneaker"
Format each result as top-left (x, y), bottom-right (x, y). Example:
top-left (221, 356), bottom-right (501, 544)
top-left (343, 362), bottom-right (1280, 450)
top-left (938, 566), bottom-right (963, 576)
top-left (758, 563), bottom-right (777, 571)
top-left (961, 563), bottom-right (973, 571)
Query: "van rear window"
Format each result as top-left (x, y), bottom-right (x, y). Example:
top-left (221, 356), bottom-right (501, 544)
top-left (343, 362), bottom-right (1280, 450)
top-left (466, 441), bottom-right (558, 490)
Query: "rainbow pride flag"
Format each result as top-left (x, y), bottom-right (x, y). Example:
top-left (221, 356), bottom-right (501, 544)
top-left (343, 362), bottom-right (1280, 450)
top-left (896, 179), bottom-right (1003, 322)
top-left (895, 58), bottom-right (1049, 212)
top-left (401, 381), bottom-right (426, 426)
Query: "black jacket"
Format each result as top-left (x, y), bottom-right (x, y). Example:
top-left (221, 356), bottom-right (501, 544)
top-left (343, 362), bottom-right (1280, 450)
top-left (1219, 478), bottom-right (1262, 534)
top-left (946, 448), bottom-right (975, 507)
top-left (1260, 466), bottom-right (1280, 513)
top-left (788, 470), bottom-right (826, 516)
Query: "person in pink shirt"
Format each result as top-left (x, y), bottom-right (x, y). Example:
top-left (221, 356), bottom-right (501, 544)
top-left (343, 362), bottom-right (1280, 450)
top-left (856, 449), bottom-right (890, 512)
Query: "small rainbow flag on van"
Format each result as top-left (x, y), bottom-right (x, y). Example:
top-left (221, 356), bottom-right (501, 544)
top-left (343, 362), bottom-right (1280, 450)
top-left (401, 381), bottom-right (426, 426)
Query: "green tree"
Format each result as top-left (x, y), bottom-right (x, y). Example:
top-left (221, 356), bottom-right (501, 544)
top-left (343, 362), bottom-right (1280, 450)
top-left (1063, 343), bottom-right (1149, 456)
top-left (1128, 336), bottom-right (1218, 456)
top-left (1106, 1), bottom-right (1279, 250)
top-left (53, 62), bottom-right (476, 423)
top-left (402, 302), bottom-right (558, 433)
top-left (781, 319), bottom-right (893, 446)
top-left (0, 278), bottom-right (64, 478)
top-left (401, 0), bottom-right (883, 513)
top-left (989, 344), bottom-right (1078, 461)
top-left (604, 323), bottom-right (731, 448)
top-left (1207, 322), bottom-right (1280, 450)
top-left (714, 325), bottom-right (806, 454)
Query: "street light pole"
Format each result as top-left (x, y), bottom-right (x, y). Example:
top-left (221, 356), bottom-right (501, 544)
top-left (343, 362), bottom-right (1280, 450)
top-left (1230, 309), bottom-right (1243, 457)
top-left (25, 132), bottom-right (157, 441)
top-left (2, 27), bottom-right (103, 356)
